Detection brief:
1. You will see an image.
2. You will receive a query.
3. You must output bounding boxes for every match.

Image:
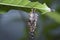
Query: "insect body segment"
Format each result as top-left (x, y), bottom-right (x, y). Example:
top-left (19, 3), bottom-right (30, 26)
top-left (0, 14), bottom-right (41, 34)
top-left (28, 9), bottom-right (38, 40)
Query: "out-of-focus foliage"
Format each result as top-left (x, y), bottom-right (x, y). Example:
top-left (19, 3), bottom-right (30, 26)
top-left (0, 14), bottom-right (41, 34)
top-left (46, 12), bottom-right (60, 23)
top-left (0, 10), bottom-right (29, 40)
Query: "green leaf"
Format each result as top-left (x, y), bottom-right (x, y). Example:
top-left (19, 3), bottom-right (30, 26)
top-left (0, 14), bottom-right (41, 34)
top-left (0, 0), bottom-right (51, 14)
top-left (46, 12), bottom-right (60, 23)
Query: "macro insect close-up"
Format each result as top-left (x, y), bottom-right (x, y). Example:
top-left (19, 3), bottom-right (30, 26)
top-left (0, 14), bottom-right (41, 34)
top-left (0, 0), bottom-right (60, 40)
